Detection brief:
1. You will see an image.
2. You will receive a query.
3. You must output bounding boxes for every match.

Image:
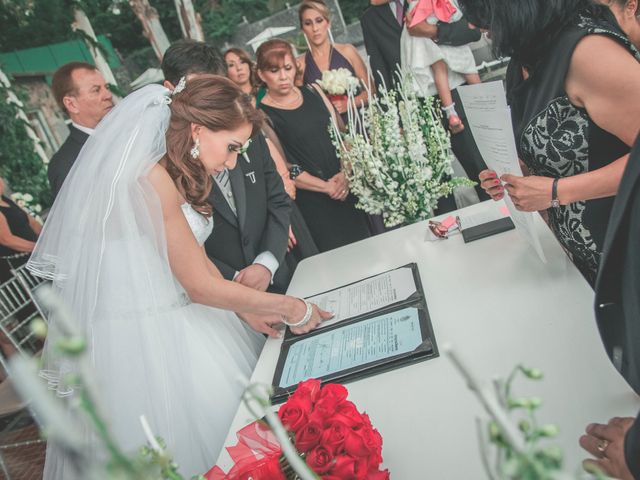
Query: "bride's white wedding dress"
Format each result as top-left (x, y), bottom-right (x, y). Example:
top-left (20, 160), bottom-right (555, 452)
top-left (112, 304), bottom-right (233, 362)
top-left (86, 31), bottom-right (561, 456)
top-left (28, 85), bottom-right (265, 479)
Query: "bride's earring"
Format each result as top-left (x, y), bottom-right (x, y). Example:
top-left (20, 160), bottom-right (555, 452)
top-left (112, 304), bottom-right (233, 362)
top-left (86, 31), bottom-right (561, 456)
top-left (190, 138), bottom-right (200, 159)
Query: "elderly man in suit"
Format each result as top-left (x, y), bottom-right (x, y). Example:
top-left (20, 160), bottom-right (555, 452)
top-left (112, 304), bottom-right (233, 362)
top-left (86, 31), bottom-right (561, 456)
top-left (579, 134), bottom-right (640, 479)
top-left (162, 40), bottom-right (293, 293)
top-left (48, 62), bottom-right (114, 201)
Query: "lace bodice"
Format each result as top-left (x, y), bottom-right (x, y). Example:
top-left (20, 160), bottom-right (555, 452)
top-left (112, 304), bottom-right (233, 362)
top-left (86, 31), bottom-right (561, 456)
top-left (181, 203), bottom-right (213, 245)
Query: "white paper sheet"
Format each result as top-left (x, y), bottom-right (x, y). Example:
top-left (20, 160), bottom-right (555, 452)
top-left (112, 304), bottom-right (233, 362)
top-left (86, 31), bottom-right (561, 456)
top-left (306, 266), bottom-right (417, 329)
top-left (457, 82), bottom-right (546, 262)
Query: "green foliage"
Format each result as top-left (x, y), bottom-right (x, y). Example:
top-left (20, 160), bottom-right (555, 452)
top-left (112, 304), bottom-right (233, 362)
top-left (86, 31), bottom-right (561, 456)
top-left (0, 0), bottom-right (182, 57)
top-left (197, 0), bottom-right (271, 45)
top-left (338, 0), bottom-right (370, 24)
top-left (0, 83), bottom-right (51, 208)
top-left (486, 365), bottom-right (565, 480)
top-left (0, 0), bottom-right (75, 51)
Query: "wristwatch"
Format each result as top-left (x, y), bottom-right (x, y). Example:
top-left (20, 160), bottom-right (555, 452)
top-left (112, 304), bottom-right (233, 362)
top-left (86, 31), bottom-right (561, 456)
top-left (289, 164), bottom-right (303, 180)
top-left (551, 178), bottom-right (560, 208)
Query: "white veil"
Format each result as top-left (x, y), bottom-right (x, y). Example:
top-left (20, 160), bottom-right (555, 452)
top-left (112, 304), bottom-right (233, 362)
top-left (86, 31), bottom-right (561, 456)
top-left (28, 84), bottom-right (178, 394)
top-left (27, 83), bottom-right (266, 478)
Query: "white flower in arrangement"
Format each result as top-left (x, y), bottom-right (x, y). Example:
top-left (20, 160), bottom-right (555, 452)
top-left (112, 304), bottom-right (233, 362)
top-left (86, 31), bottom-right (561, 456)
top-left (316, 68), bottom-right (360, 96)
top-left (330, 69), bottom-right (475, 227)
top-left (11, 191), bottom-right (43, 221)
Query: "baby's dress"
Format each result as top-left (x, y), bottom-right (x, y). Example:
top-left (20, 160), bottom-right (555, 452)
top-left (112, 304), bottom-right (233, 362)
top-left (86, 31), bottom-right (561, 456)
top-left (401, 0), bottom-right (477, 96)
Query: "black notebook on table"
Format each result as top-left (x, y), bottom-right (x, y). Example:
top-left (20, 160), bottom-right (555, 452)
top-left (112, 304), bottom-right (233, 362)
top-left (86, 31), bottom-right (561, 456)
top-left (271, 263), bottom-right (439, 403)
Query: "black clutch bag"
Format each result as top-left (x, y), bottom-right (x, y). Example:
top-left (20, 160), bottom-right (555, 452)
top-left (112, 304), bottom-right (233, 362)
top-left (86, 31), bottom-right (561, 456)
top-left (461, 217), bottom-right (515, 243)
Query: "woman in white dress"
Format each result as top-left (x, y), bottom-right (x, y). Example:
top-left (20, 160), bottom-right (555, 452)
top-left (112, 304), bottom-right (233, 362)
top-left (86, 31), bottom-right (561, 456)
top-left (401, 0), bottom-right (480, 133)
top-left (28, 75), bottom-right (331, 479)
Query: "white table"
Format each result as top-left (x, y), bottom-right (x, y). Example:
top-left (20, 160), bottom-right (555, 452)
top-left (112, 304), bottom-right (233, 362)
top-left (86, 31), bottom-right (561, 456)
top-left (217, 200), bottom-right (640, 478)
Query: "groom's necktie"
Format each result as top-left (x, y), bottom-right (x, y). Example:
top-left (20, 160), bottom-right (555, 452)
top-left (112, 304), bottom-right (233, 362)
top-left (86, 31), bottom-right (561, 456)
top-left (214, 169), bottom-right (237, 216)
top-left (395, 0), bottom-right (404, 25)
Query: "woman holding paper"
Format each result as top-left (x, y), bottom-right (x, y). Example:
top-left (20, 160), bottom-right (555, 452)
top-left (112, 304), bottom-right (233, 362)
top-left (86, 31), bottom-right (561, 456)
top-left (460, 0), bottom-right (640, 286)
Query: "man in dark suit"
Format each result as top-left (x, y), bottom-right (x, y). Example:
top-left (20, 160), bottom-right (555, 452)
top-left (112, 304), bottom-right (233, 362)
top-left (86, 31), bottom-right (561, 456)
top-left (580, 135), bottom-right (640, 479)
top-left (360, 1), bottom-right (404, 91)
top-left (162, 40), bottom-right (293, 293)
top-left (48, 62), bottom-right (114, 200)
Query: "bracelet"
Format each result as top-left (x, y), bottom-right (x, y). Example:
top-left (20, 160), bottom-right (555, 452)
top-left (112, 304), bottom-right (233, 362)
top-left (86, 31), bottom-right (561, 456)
top-left (551, 178), bottom-right (560, 208)
top-left (283, 299), bottom-right (313, 328)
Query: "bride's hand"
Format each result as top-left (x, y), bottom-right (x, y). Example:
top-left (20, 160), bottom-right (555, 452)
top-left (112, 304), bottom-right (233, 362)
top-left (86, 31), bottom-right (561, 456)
top-left (238, 312), bottom-right (283, 338)
top-left (288, 302), bottom-right (334, 335)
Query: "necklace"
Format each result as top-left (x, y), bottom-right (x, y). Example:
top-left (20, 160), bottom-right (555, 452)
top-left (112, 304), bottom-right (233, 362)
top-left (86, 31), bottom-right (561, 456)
top-left (310, 43), bottom-right (334, 72)
top-left (265, 88), bottom-right (302, 109)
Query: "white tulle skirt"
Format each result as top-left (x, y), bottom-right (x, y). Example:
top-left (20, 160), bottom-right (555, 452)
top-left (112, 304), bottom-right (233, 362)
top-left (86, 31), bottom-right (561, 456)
top-left (42, 300), bottom-right (265, 479)
top-left (401, 27), bottom-right (477, 97)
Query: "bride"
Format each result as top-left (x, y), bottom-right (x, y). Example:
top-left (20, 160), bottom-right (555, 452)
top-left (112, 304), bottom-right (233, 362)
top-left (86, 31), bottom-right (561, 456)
top-left (28, 75), bottom-right (331, 479)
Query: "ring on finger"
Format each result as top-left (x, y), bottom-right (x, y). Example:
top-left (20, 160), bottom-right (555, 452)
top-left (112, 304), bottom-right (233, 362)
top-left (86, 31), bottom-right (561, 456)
top-left (596, 438), bottom-right (610, 455)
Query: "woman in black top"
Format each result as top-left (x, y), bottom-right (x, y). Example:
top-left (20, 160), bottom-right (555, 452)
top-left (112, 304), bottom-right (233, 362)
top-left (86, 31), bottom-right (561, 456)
top-left (462, 0), bottom-right (640, 286)
top-left (256, 39), bottom-right (370, 252)
top-left (0, 178), bottom-right (42, 282)
top-left (0, 178), bottom-right (41, 257)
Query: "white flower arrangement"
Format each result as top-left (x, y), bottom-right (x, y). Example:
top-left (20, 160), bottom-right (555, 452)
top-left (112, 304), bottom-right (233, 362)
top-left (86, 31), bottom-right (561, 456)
top-left (330, 70), bottom-right (474, 227)
top-left (11, 191), bottom-right (43, 219)
top-left (316, 67), bottom-right (360, 96)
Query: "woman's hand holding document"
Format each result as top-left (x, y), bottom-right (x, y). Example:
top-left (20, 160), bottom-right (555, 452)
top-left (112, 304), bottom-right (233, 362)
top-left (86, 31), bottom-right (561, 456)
top-left (457, 82), bottom-right (546, 262)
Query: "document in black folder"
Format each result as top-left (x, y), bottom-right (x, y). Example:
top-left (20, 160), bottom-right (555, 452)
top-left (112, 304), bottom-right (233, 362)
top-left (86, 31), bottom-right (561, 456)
top-left (271, 264), bottom-right (438, 403)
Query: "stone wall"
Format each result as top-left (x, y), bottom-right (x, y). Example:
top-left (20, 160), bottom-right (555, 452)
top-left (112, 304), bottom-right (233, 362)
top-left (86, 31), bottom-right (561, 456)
top-left (14, 77), bottom-right (68, 158)
top-left (229, 0), bottom-right (351, 51)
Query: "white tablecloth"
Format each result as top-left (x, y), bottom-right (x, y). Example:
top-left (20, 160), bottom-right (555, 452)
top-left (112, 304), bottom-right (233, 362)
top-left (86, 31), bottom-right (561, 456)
top-left (216, 200), bottom-right (640, 478)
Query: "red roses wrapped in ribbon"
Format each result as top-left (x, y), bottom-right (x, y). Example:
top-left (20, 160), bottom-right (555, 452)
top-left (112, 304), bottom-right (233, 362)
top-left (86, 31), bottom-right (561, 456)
top-left (206, 379), bottom-right (389, 479)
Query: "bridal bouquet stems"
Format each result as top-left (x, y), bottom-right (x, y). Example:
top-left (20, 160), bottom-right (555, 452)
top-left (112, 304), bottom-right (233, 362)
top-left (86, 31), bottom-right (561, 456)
top-left (330, 70), bottom-right (474, 227)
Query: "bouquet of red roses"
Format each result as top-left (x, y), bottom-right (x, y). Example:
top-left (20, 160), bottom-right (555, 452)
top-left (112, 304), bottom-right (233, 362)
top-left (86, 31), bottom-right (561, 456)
top-left (206, 379), bottom-right (389, 480)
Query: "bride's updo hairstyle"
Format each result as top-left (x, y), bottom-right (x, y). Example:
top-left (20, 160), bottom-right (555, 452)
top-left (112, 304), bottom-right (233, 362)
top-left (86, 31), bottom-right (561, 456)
top-left (164, 74), bottom-right (262, 216)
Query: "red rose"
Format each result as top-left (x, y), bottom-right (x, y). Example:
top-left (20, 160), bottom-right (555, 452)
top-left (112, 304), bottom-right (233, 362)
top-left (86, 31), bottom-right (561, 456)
top-left (318, 383), bottom-right (348, 402)
top-left (306, 445), bottom-right (334, 474)
top-left (319, 421), bottom-right (348, 454)
top-left (366, 467), bottom-right (390, 480)
top-left (278, 396), bottom-right (311, 433)
top-left (313, 384), bottom-right (349, 420)
top-left (343, 428), bottom-right (370, 458)
top-left (329, 455), bottom-right (368, 480)
top-left (335, 401), bottom-right (365, 428)
top-left (291, 378), bottom-right (321, 404)
top-left (294, 416), bottom-right (323, 453)
top-left (359, 412), bottom-right (374, 429)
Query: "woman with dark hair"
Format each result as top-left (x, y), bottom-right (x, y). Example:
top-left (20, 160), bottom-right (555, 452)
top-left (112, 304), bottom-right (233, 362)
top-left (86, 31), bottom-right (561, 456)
top-left (29, 75), bottom-right (331, 479)
top-left (223, 47), bottom-right (267, 105)
top-left (460, 0), bottom-right (640, 286)
top-left (256, 39), bottom-right (371, 253)
top-left (0, 178), bottom-right (41, 281)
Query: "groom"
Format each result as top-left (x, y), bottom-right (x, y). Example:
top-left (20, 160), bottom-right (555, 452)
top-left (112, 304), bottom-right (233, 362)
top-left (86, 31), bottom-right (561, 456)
top-left (162, 40), bottom-right (293, 293)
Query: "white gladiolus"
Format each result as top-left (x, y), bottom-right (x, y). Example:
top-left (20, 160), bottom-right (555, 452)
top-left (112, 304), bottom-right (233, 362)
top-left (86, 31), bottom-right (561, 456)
top-left (329, 69), bottom-right (474, 227)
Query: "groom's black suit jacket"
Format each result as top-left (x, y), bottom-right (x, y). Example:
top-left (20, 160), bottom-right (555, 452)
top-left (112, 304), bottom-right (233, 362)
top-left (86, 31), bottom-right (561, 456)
top-left (47, 124), bottom-right (89, 202)
top-left (204, 133), bottom-right (292, 293)
top-left (594, 136), bottom-right (640, 478)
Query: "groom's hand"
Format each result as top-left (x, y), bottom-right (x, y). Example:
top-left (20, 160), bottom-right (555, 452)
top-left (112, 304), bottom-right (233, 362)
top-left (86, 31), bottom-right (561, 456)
top-left (235, 264), bottom-right (271, 292)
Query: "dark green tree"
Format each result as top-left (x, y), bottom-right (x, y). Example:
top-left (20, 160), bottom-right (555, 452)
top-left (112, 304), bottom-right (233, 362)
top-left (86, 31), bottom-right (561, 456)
top-left (339, 0), bottom-right (369, 24)
top-left (0, 83), bottom-right (51, 208)
top-left (196, 0), bottom-right (270, 45)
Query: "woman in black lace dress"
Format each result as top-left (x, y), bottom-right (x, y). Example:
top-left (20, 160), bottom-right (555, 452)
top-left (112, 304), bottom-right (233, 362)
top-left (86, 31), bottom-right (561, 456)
top-left (461, 0), bottom-right (640, 286)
